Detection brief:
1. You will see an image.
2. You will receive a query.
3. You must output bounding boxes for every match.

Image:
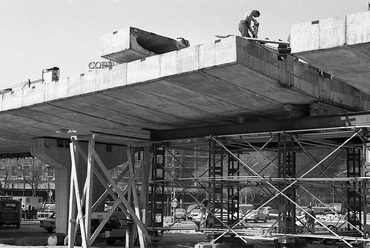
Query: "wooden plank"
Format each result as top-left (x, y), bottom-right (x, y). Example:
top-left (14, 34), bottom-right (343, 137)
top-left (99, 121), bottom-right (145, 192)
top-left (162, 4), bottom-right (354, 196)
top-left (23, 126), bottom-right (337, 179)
top-left (215, 35), bottom-right (290, 45)
top-left (85, 136), bottom-right (95, 246)
top-left (70, 139), bottom-right (89, 248)
top-left (67, 143), bottom-right (77, 248)
top-left (128, 148), bottom-right (145, 248)
top-left (68, 141), bottom-right (89, 248)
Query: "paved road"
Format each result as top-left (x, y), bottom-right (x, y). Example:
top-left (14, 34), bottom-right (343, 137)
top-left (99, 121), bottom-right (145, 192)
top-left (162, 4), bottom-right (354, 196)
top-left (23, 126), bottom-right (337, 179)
top-left (0, 220), bottom-right (49, 243)
top-left (0, 219), bottom-right (279, 246)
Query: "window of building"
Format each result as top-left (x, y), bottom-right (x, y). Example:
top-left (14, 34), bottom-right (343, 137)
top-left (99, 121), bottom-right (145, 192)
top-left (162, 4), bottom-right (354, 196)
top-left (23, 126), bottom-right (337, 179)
top-left (11, 166), bottom-right (18, 177)
top-left (23, 165), bottom-right (30, 176)
top-left (46, 166), bottom-right (55, 178)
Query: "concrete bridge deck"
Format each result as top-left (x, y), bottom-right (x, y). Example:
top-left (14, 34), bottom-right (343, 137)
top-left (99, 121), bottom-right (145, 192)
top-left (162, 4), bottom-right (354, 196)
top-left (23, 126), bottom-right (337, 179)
top-left (0, 11), bottom-right (370, 155)
top-left (291, 11), bottom-right (370, 95)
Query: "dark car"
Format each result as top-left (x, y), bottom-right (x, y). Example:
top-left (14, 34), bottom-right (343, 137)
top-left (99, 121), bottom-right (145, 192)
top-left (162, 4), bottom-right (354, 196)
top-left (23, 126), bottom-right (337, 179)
top-left (244, 209), bottom-right (268, 223)
top-left (174, 208), bottom-right (187, 220)
top-left (40, 212), bottom-right (56, 233)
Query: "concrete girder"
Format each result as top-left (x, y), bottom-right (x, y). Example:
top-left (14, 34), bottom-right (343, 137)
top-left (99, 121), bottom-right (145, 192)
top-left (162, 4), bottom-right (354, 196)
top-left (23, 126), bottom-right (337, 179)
top-left (101, 27), bottom-right (188, 64)
top-left (150, 111), bottom-right (370, 141)
top-left (31, 138), bottom-right (127, 170)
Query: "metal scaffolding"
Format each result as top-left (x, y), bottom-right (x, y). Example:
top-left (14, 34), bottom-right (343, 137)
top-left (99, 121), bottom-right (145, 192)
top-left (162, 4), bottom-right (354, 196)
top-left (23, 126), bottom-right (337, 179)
top-left (63, 125), bottom-right (370, 248)
top-left (148, 126), bottom-right (370, 247)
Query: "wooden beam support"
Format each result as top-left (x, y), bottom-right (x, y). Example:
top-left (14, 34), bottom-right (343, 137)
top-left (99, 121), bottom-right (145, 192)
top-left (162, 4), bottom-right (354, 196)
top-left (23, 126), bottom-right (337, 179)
top-left (67, 143), bottom-right (77, 248)
top-left (67, 135), bottom-right (151, 248)
top-left (84, 135), bottom-right (95, 247)
top-left (90, 147), bottom-right (151, 241)
top-left (128, 148), bottom-right (145, 248)
top-left (71, 138), bottom-right (145, 246)
top-left (91, 162), bottom-right (129, 212)
top-left (68, 139), bottom-right (88, 248)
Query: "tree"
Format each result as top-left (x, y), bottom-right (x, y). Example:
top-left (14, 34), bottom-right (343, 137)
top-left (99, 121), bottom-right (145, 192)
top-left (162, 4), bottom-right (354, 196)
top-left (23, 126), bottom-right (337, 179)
top-left (0, 159), bottom-right (13, 192)
top-left (18, 158), bottom-right (47, 197)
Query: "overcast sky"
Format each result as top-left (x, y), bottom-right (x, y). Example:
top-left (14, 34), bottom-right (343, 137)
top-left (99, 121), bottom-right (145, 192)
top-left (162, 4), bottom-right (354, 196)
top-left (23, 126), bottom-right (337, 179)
top-left (0, 0), bottom-right (368, 89)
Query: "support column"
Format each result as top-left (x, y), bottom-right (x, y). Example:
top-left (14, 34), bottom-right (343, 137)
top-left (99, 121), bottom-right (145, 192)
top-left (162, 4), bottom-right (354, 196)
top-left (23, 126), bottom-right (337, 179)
top-left (363, 130), bottom-right (370, 234)
top-left (227, 153), bottom-right (240, 226)
top-left (347, 147), bottom-right (362, 230)
top-left (277, 133), bottom-right (296, 234)
top-left (149, 145), bottom-right (165, 228)
top-left (141, 146), bottom-right (152, 225)
top-left (208, 138), bottom-right (225, 228)
top-left (55, 167), bottom-right (70, 233)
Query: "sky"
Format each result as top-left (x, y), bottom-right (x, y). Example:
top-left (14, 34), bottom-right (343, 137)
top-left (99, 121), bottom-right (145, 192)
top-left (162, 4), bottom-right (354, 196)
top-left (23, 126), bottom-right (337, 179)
top-left (0, 0), bottom-right (369, 89)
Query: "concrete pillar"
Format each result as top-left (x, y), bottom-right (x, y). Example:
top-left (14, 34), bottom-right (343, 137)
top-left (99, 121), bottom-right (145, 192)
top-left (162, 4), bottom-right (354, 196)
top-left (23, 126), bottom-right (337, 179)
top-left (55, 167), bottom-right (70, 232)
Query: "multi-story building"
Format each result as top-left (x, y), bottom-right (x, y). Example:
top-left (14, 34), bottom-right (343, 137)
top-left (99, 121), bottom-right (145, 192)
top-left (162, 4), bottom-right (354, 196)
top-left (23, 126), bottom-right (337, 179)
top-left (0, 157), bottom-right (55, 203)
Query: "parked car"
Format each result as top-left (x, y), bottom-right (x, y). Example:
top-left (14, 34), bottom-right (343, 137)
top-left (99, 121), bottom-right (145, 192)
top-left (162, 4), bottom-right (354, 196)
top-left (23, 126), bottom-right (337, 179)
top-left (188, 209), bottom-right (203, 222)
top-left (174, 208), bottom-right (187, 220)
top-left (77, 211), bottom-right (131, 246)
top-left (244, 209), bottom-right (268, 223)
top-left (315, 214), bottom-right (346, 232)
top-left (0, 198), bottom-right (22, 229)
top-left (268, 209), bottom-right (279, 220)
top-left (102, 217), bottom-right (131, 245)
top-left (295, 213), bottom-right (346, 233)
top-left (40, 212), bottom-right (56, 233)
top-left (37, 210), bottom-right (55, 219)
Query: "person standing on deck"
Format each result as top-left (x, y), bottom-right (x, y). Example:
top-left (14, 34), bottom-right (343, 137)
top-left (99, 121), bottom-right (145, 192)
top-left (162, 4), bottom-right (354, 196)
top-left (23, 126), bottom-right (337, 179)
top-left (238, 10), bottom-right (260, 38)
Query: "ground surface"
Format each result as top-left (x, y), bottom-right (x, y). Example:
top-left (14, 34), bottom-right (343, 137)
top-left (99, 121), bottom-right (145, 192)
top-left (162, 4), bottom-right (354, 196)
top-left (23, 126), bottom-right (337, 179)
top-left (0, 231), bottom-right (208, 248)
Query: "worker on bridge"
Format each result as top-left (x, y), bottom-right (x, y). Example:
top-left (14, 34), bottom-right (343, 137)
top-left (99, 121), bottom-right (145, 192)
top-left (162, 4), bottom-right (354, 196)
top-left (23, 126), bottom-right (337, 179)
top-left (238, 10), bottom-right (260, 38)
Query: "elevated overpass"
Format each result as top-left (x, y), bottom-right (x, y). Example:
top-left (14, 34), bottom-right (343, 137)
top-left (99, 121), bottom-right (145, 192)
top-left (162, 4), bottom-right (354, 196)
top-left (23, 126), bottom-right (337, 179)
top-left (1, 11), bottom-right (370, 248)
top-left (1, 26), bottom-right (369, 154)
